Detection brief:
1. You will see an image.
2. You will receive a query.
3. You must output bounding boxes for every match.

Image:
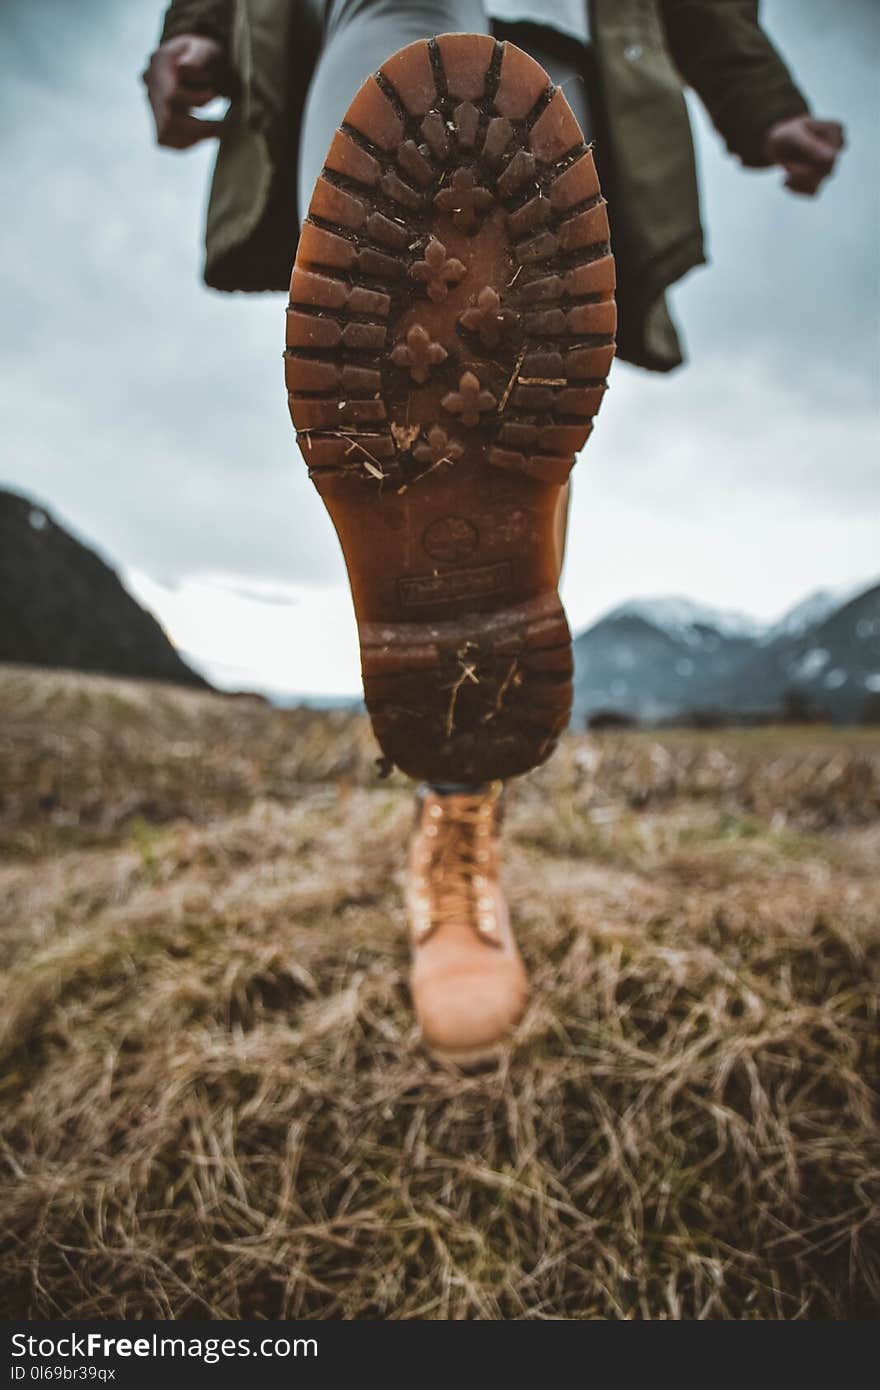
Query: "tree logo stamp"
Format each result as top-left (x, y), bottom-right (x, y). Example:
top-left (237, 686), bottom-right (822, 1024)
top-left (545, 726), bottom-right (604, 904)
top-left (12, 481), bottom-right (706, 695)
top-left (421, 516), bottom-right (479, 563)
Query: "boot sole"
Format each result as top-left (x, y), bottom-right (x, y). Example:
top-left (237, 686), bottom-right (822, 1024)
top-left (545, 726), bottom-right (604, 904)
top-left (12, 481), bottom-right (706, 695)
top-left (286, 34), bottom-right (615, 783)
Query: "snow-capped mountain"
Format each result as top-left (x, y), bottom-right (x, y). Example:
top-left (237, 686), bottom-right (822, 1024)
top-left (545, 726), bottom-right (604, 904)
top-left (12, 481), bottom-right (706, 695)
top-left (572, 581), bottom-right (880, 725)
top-left (762, 581), bottom-right (867, 643)
top-left (602, 597), bottom-right (763, 646)
top-left (721, 583), bottom-right (880, 723)
top-left (571, 597), bottom-right (760, 724)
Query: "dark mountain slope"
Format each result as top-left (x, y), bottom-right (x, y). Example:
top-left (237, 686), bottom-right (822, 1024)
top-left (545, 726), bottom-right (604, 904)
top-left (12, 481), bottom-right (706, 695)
top-left (0, 489), bottom-right (208, 688)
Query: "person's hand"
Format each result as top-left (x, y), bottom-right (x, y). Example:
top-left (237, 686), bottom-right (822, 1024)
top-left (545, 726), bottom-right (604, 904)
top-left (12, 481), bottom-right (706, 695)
top-left (142, 35), bottom-right (227, 150)
top-left (763, 115), bottom-right (845, 196)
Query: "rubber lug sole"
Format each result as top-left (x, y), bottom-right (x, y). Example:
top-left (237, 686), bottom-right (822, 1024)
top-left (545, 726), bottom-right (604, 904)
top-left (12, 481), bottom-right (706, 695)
top-left (287, 34), bottom-right (616, 783)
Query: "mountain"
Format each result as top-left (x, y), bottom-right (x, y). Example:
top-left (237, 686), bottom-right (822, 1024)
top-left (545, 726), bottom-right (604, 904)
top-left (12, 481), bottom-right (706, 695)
top-left (572, 583), bottom-right (880, 726)
top-left (0, 489), bottom-right (208, 688)
top-left (721, 584), bottom-right (880, 724)
top-left (602, 597), bottom-right (762, 644)
top-left (3, 484), bottom-right (876, 723)
top-left (571, 600), bottom-right (759, 725)
top-left (762, 582), bottom-right (867, 643)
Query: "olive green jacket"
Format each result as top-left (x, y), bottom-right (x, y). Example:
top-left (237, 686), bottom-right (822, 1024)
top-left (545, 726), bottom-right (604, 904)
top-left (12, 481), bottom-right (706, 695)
top-left (159, 0), bottom-right (808, 370)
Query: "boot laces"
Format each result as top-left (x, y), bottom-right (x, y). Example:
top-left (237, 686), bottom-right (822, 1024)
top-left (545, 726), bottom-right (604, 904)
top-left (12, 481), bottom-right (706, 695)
top-left (414, 791), bottom-right (500, 941)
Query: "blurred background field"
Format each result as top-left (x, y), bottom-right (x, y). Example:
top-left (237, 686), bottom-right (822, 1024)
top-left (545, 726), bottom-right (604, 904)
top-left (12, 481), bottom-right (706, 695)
top-left (1, 665), bottom-right (877, 1319)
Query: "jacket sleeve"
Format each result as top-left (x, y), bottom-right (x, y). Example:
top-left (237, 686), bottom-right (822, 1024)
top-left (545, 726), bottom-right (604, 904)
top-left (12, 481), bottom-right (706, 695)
top-left (160, 0), bottom-right (233, 49)
top-left (660, 0), bottom-right (810, 166)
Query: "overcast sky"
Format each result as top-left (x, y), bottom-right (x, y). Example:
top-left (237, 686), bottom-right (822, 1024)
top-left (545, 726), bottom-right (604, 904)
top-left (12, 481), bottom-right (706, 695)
top-left (1, 0), bottom-right (877, 695)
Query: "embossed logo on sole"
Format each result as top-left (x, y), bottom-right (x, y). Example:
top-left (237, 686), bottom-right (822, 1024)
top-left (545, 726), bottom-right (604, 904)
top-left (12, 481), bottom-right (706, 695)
top-left (422, 516), bottom-right (479, 563)
top-left (399, 562), bottom-right (512, 607)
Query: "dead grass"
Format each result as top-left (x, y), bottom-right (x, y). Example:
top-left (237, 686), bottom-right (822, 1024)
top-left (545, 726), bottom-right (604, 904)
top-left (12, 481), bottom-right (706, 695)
top-left (0, 665), bottom-right (878, 1319)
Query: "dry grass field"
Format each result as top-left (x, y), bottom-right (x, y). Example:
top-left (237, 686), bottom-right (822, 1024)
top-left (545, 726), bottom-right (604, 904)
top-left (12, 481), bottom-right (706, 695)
top-left (1, 664), bottom-right (878, 1319)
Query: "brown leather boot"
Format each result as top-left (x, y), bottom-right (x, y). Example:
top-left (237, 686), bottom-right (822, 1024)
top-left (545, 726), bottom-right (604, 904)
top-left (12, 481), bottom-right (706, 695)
top-left (406, 783), bottom-right (527, 1066)
top-left (286, 34), bottom-right (615, 787)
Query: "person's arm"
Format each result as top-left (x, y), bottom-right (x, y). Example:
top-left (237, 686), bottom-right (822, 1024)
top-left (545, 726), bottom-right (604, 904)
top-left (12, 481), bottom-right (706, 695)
top-left (143, 2), bottom-right (233, 149)
top-left (661, 0), bottom-right (844, 193)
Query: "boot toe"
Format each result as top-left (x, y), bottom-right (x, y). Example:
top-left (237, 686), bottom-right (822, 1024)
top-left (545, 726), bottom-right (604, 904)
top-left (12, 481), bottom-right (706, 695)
top-left (412, 955), bottom-right (527, 1057)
